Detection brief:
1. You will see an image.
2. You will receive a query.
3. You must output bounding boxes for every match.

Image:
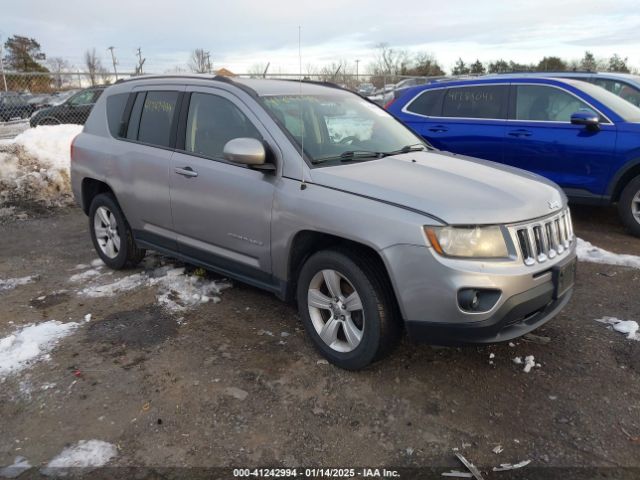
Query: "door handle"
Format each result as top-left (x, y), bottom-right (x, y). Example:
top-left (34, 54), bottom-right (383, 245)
top-left (428, 125), bottom-right (449, 133)
top-left (174, 166), bottom-right (198, 178)
top-left (508, 129), bottom-right (532, 137)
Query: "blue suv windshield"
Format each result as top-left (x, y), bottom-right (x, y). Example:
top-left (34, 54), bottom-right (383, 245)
top-left (566, 80), bottom-right (640, 123)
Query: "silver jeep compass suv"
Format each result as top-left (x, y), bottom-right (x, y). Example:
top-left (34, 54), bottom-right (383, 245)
top-left (70, 75), bottom-right (577, 369)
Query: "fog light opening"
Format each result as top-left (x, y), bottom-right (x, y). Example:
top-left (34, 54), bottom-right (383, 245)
top-left (457, 288), bottom-right (501, 313)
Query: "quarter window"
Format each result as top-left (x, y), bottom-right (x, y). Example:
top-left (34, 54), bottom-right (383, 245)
top-left (137, 91), bottom-right (180, 148)
top-left (185, 93), bottom-right (261, 159)
top-left (106, 93), bottom-right (129, 138)
top-left (442, 86), bottom-right (507, 119)
top-left (405, 89), bottom-right (444, 116)
top-left (515, 85), bottom-right (597, 122)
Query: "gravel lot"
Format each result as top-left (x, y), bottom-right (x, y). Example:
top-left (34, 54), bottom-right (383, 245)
top-left (0, 204), bottom-right (639, 478)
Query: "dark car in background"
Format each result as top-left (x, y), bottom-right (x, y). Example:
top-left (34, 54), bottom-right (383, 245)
top-left (0, 92), bottom-right (34, 121)
top-left (30, 86), bottom-right (105, 127)
top-left (387, 77), bottom-right (640, 236)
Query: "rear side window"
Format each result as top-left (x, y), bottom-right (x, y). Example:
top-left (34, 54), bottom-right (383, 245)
top-left (106, 93), bottom-right (129, 137)
top-left (185, 93), bottom-right (261, 159)
top-left (405, 89), bottom-right (444, 116)
top-left (69, 90), bottom-right (97, 106)
top-left (515, 85), bottom-right (596, 122)
top-left (442, 85), bottom-right (508, 119)
top-left (137, 91), bottom-right (180, 148)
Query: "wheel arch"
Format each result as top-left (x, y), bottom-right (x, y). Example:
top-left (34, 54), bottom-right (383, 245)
top-left (609, 158), bottom-right (640, 203)
top-left (284, 230), bottom-right (401, 316)
top-left (81, 178), bottom-right (115, 215)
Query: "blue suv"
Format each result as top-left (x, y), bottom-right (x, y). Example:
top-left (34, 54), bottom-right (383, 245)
top-left (387, 77), bottom-right (640, 236)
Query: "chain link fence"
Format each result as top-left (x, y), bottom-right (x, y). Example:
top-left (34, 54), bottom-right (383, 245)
top-left (0, 70), bottom-right (446, 139)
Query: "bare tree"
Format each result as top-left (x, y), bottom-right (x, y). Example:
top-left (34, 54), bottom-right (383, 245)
top-left (84, 48), bottom-right (103, 86)
top-left (189, 49), bottom-right (211, 73)
top-left (319, 60), bottom-right (351, 84)
top-left (247, 63), bottom-right (269, 78)
top-left (369, 42), bottom-right (409, 76)
top-left (47, 57), bottom-right (70, 88)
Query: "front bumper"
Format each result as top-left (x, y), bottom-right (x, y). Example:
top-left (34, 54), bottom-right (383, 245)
top-left (405, 281), bottom-right (573, 344)
top-left (381, 241), bottom-right (577, 345)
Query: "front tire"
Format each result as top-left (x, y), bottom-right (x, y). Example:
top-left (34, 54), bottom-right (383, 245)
top-left (296, 249), bottom-right (400, 370)
top-left (618, 176), bottom-right (640, 237)
top-left (89, 193), bottom-right (146, 269)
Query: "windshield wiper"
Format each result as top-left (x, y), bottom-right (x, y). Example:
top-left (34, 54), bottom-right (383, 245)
top-left (311, 144), bottom-right (431, 165)
top-left (311, 151), bottom-right (384, 164)
top-left (380, 143), bottom-right (429, 156)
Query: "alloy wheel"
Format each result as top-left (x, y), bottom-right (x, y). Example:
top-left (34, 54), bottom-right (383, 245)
top-left (93, 206), bottom-right (121, 259)
top-left (632, 190), bottom-right (640, 223)
top-left (307, 269), bottom-right (365, 353)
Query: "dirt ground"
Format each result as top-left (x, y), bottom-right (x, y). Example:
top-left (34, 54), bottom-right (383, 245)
top-left (0, 204), bottom-right (639, 479)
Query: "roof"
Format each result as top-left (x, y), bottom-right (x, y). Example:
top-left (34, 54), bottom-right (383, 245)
top-left (117, 74), bottom-right (350, 97)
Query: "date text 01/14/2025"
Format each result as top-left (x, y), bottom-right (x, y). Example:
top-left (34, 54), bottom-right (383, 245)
top-left (232, 468), bottom-right (401, 478)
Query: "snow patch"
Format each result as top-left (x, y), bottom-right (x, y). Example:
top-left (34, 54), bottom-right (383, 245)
top-left (596, 317), bottom-right (639, 341)
top-left (523, 355), bottom-right (536, 373)
top-left (577, 238), bottom-right (640, 269)
top-left (79, 256), bottom-right (231, 311)
top-left (0, 125), bottom-right (81, 214)
top-left (69, 268), bottom-right (102, 283)
top-left (0, 456), bottom-right (32, 478)
top-left (41, 440), bottom-right (117, 476)
top-left (0, 320), bottom-right (79, 379)
top-left (0, 275), bottom-right (36, 292)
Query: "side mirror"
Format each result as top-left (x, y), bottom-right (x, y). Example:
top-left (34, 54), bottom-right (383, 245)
top-left (223, 138), bottom-right (275, 171)
top-left (570, 111), bottom-right (600, 131)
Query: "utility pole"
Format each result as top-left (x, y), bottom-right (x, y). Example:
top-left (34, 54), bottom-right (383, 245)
top-left (355, 59), bottom-right (360, 83)
top-left (262, 62), bottom-right (270, 78)
top-left (204, 51), bottom-right (212, 74)
top-left (135, 47), bottom-right (146, 75)
top-left (0, 40), bottom-right (7, 92)
top-left (107, 46), bottom-right (118, 80)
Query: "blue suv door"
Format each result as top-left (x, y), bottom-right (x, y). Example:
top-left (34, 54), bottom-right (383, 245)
top-left (503, 83), bottom-right (616, 195)
top-left (398, 84), bottom-right (509, 163)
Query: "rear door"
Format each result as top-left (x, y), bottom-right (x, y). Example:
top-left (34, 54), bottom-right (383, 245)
top-left (115, 87), bottom-right (184, 250)
top-left (169, 87), bottom-right (277, 286)
top-left (400, 84), bottom-right (509, 162)
top-left (503, 84), bottom-right (616, 195)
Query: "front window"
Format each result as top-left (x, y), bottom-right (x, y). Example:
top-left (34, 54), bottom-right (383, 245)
top-left (515, 85), bottom-right (597, 122)
top-left (261, 93), bottom-right (427, 165)
top-left (185, 93), bottom-right (261, 159)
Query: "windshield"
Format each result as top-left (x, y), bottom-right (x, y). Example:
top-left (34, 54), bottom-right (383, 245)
top-left (567, 79), bottom-right (640, 123)
top-left (261, 93), bottom-right (428, 165)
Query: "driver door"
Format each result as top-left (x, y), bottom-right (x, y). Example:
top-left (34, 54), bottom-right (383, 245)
top-left (503, 84), bottom-right (616, 195)
top-left (169, 87), bottom-right (278, 284)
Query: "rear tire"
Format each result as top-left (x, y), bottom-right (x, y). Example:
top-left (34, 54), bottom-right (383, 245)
top-left (89, 193), bottom-right (146, 269)
top-left (296, 249), bottom-right (400, 370)
top-left (618, 175), bottom-right (640, 237)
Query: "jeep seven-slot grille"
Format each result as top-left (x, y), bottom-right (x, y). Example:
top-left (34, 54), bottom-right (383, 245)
top-left (514, 209), bottom-right (574, 266)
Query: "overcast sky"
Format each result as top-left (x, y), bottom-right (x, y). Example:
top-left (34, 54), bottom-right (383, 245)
top-left (3, 0), bottom-right (640, 74)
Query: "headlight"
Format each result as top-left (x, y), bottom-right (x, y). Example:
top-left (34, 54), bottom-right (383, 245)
top-left (424, 226), bottom-right (508, 258)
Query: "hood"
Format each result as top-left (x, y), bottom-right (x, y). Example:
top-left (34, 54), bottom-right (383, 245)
top-left (309, 151), bottom-right (566, 225)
